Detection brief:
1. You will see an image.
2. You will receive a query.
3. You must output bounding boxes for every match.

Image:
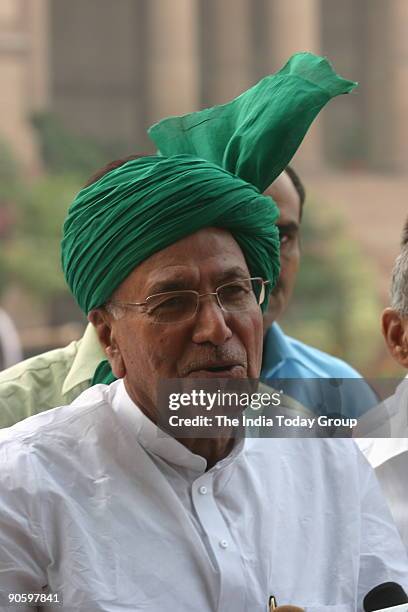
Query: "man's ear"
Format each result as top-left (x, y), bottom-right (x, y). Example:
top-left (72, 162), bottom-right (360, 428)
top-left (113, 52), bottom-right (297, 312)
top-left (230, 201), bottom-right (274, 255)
top-left (382, 307), bottom-right (408, 368)
top-left (88, 308), bottom-right (126, 378)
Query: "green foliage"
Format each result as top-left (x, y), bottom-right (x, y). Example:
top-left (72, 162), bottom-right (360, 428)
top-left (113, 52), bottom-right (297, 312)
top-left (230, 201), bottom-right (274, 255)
top-left (1, 117), bottom-right (110, 305)
top-left (31, 112), bottom-right (109, 177)
top-left (0, 140), bottom-right (20, 193)
top-left (0, 138), bottom-right (79, 302)
top-left (3, 174), bottom-right (79, 299)
top-left (0, 141), bottom-right (22, 298)
top-left (280, 198), bottom-right (381, 372)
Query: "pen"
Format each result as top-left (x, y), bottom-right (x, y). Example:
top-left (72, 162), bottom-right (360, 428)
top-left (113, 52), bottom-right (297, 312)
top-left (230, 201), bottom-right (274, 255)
top-left (269, 595), bottom-right (277, 611)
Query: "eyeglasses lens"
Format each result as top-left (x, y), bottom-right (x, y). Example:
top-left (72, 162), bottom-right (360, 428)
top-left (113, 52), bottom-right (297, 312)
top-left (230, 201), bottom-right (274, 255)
top-left (218, 279), bottom-right (261, 312)
top-left (145, 292), bottom-right (198, 323)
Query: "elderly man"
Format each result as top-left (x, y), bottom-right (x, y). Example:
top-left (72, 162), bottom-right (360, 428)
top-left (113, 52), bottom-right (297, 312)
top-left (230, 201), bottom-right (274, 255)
top-left (357, 218), bottom-right (408, 550)
top-left (0, 164), bottom-right (301, 428)
top-left (0, 54), bottom-right (407, 610)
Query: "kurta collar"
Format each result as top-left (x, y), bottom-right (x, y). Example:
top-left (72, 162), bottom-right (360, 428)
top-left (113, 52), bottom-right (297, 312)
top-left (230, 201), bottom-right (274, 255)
top-left (62, 324), bottom-right (104, 395)
top-left (109, 379), bottom-right (244, 473)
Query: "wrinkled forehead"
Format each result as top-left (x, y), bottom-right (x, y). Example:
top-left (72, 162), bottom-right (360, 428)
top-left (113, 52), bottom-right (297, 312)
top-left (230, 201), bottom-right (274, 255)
top-left (112, 227), bottom-right (250, 299)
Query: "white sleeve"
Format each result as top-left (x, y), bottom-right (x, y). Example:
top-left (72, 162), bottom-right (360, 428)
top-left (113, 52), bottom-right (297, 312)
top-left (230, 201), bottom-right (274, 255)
top-left (0, 438), bottom-right (48, 609)
top-left (357, 447), bottom-right (408, 609)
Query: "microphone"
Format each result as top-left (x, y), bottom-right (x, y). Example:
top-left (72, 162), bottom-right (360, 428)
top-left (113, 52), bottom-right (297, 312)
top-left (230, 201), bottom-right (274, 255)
top-left (268, 595), bottom-right (304, 612)
top-left (363, 582), bottom-right (408, 612)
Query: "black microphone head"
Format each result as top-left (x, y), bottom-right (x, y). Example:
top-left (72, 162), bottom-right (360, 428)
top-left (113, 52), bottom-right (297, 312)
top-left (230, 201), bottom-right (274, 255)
top-left (364, 582), bottom-right (408, 612)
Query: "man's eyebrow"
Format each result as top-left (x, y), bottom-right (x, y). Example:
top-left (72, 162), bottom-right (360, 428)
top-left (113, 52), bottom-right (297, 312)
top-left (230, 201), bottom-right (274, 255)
top-left (147, 266), bottom-right (249, 294)
top-left (216, 266), bottom-right (250, 283)
top-left (147, 279), bottom-right (193, 294)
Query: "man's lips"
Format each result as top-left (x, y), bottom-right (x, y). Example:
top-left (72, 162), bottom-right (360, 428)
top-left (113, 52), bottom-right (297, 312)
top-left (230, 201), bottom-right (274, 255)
top-left (183, 364), bottom-right (246, 378)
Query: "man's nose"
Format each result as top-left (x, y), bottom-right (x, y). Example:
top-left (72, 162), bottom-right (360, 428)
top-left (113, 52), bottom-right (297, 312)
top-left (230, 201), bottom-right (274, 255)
top-left (191, 295), bottom-right (233, 345)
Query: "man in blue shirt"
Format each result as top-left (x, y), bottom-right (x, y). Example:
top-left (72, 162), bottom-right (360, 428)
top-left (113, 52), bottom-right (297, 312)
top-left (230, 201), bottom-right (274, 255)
top-left (261, 168), bottom-right (378, 418)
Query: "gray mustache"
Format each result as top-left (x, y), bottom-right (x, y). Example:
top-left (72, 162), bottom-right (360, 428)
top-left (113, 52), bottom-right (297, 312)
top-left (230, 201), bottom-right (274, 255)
top-left (179, 346), bottom-right (247, 375)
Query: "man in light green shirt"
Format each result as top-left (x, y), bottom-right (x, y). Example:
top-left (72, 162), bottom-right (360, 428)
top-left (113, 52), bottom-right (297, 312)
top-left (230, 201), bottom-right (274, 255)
top-left (0, 324), bottom-right (103, 427)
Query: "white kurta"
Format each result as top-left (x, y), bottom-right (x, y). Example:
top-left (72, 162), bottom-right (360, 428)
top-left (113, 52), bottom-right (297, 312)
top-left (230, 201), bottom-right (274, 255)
top-left (0, 380), bottom-right (407, 612)
top-left (356, 375), bottom-right (408, 552)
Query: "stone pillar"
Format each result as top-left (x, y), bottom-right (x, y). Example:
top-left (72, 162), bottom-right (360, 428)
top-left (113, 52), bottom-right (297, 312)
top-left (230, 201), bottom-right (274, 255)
top-left (264, 0), bottom-right (321, 69)
top-left (51, 0), bottom-right (146, 151)
top-left (200, 0), bottom-right (253, 106)
top-left (263, 0), bottom-right (322, 172)
top-left (390, 1), bottom-right (408, 172)
top-left (0, 0), bottom-right (42, 173)
top-left (145, 0), bottom-right (199, 125)
top-left (27, 0), bottom-right (50, 112)
top-left (364, 0), bottom-right (393, 171)
top-left (320, 0), bottom-right (368, 170)
top-left (364, 0), bottom-right (408, 172)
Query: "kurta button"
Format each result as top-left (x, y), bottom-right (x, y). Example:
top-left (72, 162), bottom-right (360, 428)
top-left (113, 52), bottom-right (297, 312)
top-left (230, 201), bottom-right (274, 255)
top-left (199, 486), bottom-right (207, 495)
top-left (219, 539), bottom-right (228, 549)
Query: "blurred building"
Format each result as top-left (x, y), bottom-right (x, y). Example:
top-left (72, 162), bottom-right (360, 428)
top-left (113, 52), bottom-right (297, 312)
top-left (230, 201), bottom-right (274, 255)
top-left (0, 0), bottom-right (48, 173)
top-left (2, 0), bottom-right (408, 175)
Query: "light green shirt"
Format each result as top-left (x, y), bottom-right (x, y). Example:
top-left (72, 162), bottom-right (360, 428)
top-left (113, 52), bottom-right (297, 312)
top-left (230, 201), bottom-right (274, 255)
top-left (0, 324), bottom-right (104, 429)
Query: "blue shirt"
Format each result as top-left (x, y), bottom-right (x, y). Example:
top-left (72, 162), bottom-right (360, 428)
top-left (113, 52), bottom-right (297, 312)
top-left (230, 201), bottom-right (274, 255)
top-left (261, 323), bottom-right (378, 418)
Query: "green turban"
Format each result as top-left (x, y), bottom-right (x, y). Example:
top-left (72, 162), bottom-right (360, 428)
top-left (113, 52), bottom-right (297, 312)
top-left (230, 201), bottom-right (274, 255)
top-left (61, 52), bottom-right (356, 316)
top-left (62, 155), bottom-right (280, 313)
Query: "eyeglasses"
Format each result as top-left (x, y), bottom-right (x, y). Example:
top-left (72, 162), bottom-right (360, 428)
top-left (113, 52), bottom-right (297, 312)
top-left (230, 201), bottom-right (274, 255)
top-left (107, 277), bottom-right (270, 324)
